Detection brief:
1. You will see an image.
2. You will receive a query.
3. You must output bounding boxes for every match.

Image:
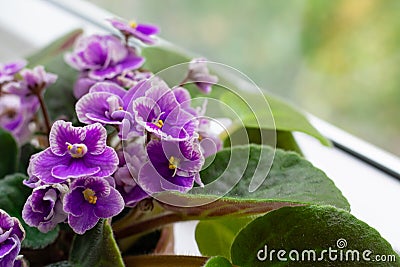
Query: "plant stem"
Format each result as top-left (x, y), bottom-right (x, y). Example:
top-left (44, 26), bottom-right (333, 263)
top-left (37, 92), bottom-right (51, 135)
top-left (114, 212), bottom-right (185, 239)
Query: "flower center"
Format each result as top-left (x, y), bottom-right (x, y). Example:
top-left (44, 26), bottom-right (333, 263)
top-left (83, 188), bottom-right (97, 204)
top-left (66, 143), bottom-right (88, 158)
top-left (153, 119), bottom-right (164, 128)
top-left (129, 20), bottom-right (137, 28)
top-left (168, 156), bottom-right (179, 177)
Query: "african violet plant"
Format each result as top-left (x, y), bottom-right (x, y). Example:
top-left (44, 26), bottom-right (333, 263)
top-left (0, 17), bottom-right (398, 267)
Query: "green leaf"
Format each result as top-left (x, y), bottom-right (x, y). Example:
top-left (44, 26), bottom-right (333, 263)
top-left (231, 205), bottom-right (400, 266)
top-left (45, 261), bottom-right (73, 267)
top-left (196, 217), bottom-right (252, 260)
top-left (220, 90), bottom-right (331, 146)
top-left (224, 128), bottom-right (303, 154)
top-left (160, 144), bottom-right (349, 218)
top-left (0, 128), bottom-right (18, 178)
top-left (142, 45), bottom-right (330, 146)
top-left (203, 256), bottom-right (233, 267)
top-left (69, 219), bottom-right (124, 267)
top-left (0, 174), bottom-right (59, 249)
top-left (123, 255), bottom-right (208, 267)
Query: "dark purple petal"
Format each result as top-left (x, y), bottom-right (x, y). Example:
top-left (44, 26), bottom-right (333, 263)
top-left (31, 149), bottom-right (70, 183)
top-left (83, 147), bottom-right (119, 177)
top-left (68, 210), bottom-right (98, 235)
top-left (83, 123), bottom-right (107, 154)
top-left (63, 187), bottom-right (87, 217)
top-left (49, 121), bottom-right (85, 156)
top-left (83, 177), bottom-right (110, 197)
top-left (160, 174), bottom-right (194, 193)
top-left (93, 187), bottom-right (124, 218)
top-left (136, 24), bottom-right (159, 35)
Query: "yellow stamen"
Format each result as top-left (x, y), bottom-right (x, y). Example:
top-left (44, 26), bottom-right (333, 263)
top-left (67, 144), bottom-right (72, 150)
top-left (83, 188), bottom-right (97, 204)
top-left (118, 106), bottom-right (124, 110)
top-left (154, 119), bottom-right (164, 128)
top-left (168, 156), bottom-right (177, 170)
top-left (129, 20), bottom-right (137, 28)
top-left (168, 156), bottom-right (179, 177)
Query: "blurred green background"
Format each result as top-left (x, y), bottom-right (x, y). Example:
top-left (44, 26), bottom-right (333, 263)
top-left (88, 0), bottom-right (400, 155)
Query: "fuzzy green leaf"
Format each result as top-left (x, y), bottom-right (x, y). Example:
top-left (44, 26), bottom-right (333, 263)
top-left (69, 219), bottom-right (124, 267)
top-left (0, 128), bottom-right (18, 178)
top-left (203, 256), bottom-right (233, 267)
top-left (196, 217), bottom-right (252, 260)
top-left (160, 144), bottom-right (349, 218)
top-left (231, 205), bottom-right (400, 266)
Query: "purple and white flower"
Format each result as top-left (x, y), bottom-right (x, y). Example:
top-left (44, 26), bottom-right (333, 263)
top-left (65, 34), bottom-right (144, 81)
top-left (0, 60), bottom-right (26, 84)
top-left (138, 139), bottom-right (204, 194)
top-left (63, 177), bottom-right (124, 234)
top-left (131, 80), bottom-right (197, 141)
top-left (29, 120), bottom-right (119, 184)
top-left (3, 66), bottom-right (57, 112)
top-left (22, 184), bottom-right (68, 233)
top-left (0, 209), bottom-right (25, 267)
top-left (186, 58), bottom-right (218, 94)
top-left (108, 18), bottom-right (159, 45)
top-left (75, 82), bottom-right (129, 126)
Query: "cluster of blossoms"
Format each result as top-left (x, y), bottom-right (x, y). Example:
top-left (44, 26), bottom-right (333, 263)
top-left (14, 17), bottom-right (221, 244)
top-left (0, 60), bottom-right (56, 144)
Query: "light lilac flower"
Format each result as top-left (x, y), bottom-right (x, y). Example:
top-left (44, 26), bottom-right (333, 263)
top-left (29, 120), bottom-right (119, 184)
top-left (0, 94), bottom-right (35, 144)
top-left (65, 34), bottom-right (144, 81)
top-left (114, 143), bottom-right (148, 206)
top-left (63, 177), bottom-right (124, 234)
top-left (76, 82), bottom-right (129, 125)
top-left (197, 118), bottom-right (222, 158)
top-left (72, 70), bottom-right (152, 99)
top-left (0, 209), bottom-right (25, 267)
top-left (186, 58), bottom-right (218, 94)
top-left (0, 60), bottom-right (26, 84)
top-left (108, 18), bottom-right (159, 45)
top-left (131, 80), bottom-right (197, 141)
top-left (3, 66), bottom-right (57, 112)
top-left (22, 184), bottom-right (68, 233)
top-left (138, 139), bottom-right (204, 194)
